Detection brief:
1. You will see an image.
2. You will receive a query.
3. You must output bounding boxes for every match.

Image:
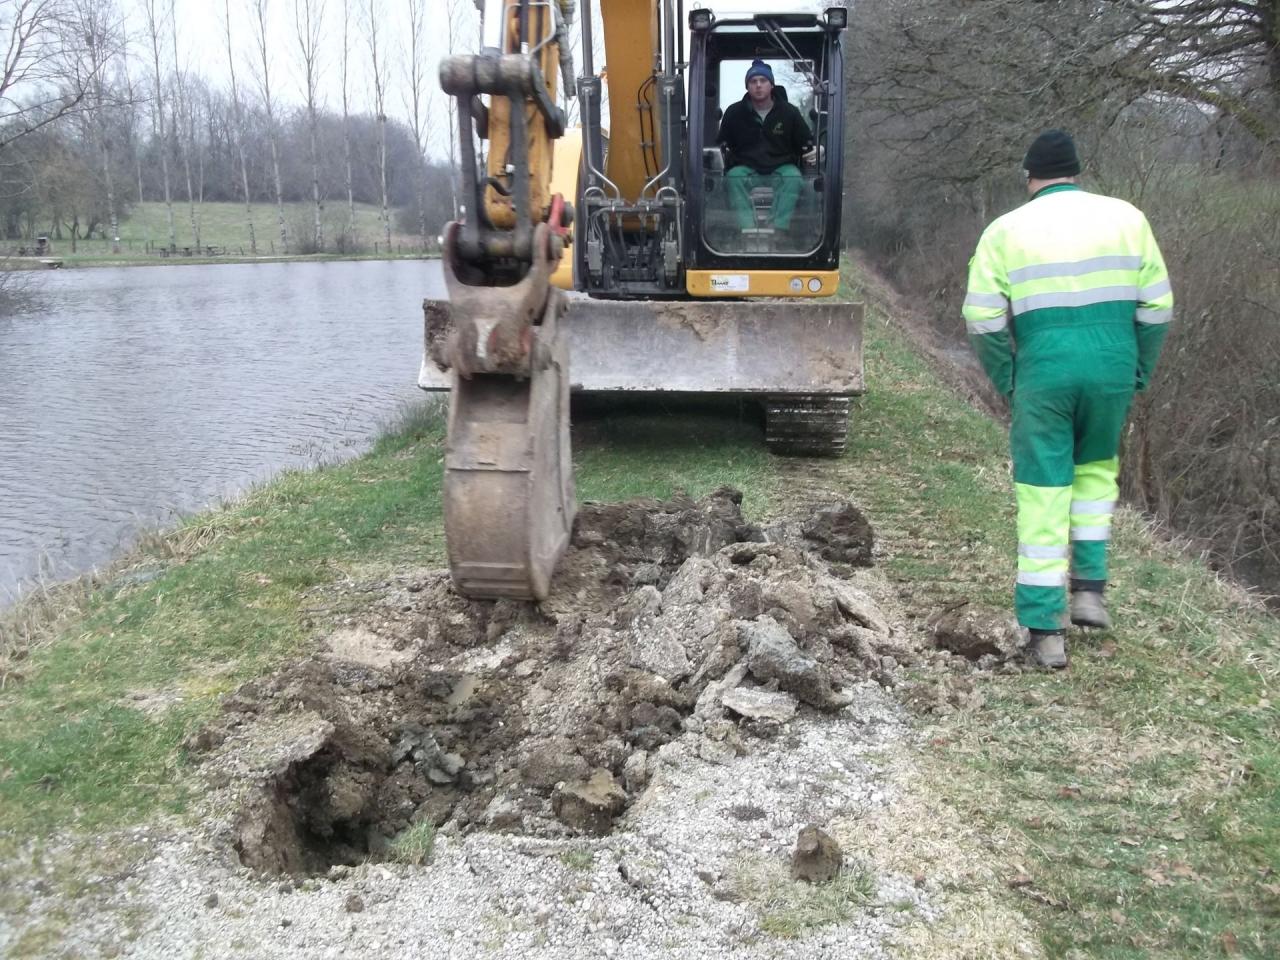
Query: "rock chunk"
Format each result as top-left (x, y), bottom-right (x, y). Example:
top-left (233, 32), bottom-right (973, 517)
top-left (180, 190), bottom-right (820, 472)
top-left (929, 603), bottom-right (1022, 660)
top-left (742, 617), bottom-right (851, 711)
top-left (791, 825), bottom-right (842, 883)
top-left (720, 686), bottom-right (798, 723)
top-left (628, 620), bottom-right (692, 682)
top-left (519, 737), bottom-right (591, 790)
top-left (552, 769), bottom-right (628, 836)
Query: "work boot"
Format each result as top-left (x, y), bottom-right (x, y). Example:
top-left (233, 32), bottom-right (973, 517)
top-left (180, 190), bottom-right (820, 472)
top-left (1070, 590), bottom-right (1112, 630)
top-left (1028, 631), bottom-right (1068, 669)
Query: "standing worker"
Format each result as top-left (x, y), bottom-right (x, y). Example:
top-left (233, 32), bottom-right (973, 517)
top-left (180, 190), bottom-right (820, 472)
top-left (962, 129), bottom-right (1174, 668)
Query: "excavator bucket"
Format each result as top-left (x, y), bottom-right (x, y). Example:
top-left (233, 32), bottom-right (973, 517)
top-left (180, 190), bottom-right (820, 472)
top-left (432, 224), bottom-right (576, 602)
top-left (442, 295), bottom-right (574, 600)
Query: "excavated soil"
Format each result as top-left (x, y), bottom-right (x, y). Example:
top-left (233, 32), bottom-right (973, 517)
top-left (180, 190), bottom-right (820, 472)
top-left (187, 488), bottom-right (925, 878)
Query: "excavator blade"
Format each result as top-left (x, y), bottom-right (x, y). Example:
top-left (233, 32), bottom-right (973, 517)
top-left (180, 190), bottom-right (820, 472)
top-left (442, 287), bottom-right (575, 601)
top-left (424, 298), bottom-right (864, 395)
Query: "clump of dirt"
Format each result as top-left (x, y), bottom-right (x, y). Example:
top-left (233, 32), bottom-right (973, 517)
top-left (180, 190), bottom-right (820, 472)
top-left (928, 602), bottom-right (1023, 663)
top-left (801, 502), bottom-right (876, 568)
top-left (188, 488), bottom-right (913, 877)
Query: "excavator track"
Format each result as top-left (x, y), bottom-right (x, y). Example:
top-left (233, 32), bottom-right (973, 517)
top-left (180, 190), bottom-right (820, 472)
top-left (764, 394), bottom-right (851, 457)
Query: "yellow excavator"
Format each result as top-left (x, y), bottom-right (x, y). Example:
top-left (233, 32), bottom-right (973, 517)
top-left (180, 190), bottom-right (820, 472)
top-left (423, 1), bottom-right (862, 601)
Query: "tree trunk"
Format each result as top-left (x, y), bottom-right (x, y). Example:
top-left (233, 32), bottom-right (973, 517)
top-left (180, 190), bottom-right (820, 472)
top-left (144, 0), bottom-right (176, 251)
top-left (171, 4), bottom-right (198, 250)
top-left (342, 0), bottom-right (356, 244)
top-left (365, 0), bottom-right (391, 252)
top-left (223, 0), bottom-right (256, 254)
top-left (311, 118), bottom-right (323, 251)
top-left (379, 115), bottom-right (390, 250)
top-left (271, 134), bottom-right (287, 254)
top-left (253, 0), bottom-right (289, 254)
top-left (100, 138), bottom-right (119, 254)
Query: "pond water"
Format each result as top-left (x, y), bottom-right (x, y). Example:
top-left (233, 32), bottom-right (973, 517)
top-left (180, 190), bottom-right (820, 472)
top-left (0, 259), bottom-right (443, 604)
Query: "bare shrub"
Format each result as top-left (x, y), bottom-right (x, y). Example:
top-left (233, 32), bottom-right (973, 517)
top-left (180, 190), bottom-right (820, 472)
top-left (1114, 151), bottom-right (1280, 596)
top-left (288, 213), bottom-right (322, 255)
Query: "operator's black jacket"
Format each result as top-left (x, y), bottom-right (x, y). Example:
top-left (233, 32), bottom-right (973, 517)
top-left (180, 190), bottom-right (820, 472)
top-left (716, 87), bottom-right (813, 174)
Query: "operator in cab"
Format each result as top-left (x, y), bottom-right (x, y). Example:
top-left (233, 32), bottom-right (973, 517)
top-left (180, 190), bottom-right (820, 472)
top-left (716, 59), bottom-right (818, 234)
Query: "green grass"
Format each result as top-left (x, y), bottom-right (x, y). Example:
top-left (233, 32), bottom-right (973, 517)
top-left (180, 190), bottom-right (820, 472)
top-left (559, 848), bottom-right (595, 871)
top-left (41, 201), bottom-right (431, 263)
top-left (727, 854), bottom-right (876, 938)
top-left (388, 821), bottom-right (437, 866)
top-left (572, 396), bottom-right (775, 503)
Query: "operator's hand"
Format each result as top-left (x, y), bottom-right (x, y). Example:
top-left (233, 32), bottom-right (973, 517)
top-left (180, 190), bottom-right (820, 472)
top-left (803, 145), bottom-right (821, 166)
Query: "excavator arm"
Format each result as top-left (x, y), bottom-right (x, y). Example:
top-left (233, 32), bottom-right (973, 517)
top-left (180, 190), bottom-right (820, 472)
top-left (431, 0), bottom-right (578, 601)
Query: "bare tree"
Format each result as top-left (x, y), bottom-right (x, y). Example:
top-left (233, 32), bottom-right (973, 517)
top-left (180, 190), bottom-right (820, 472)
top-left (364, 0), bottom-right (390, 251)
top-left (295, 0), bottom-right (325, 251)
top-left (223, 0), bottom-right (255, 253)
top-left (251, 0), bottom-right (288, 253)
top-left (1102, 0), bottom-right (1280, 147)
top-left (71, 0), bottom-right (124, 252)
top-left (141, 0), bottom-right (175, 251)
top-left (1, 0), bottom-right (99, 151)
top-left (122, 59), bottom-right (144, 204)
top-left (170, 0), bottom-right (199, 250)
top-left (404, 0), bottom-right (429, 244)
top-left (340, 0), bottom-right (356, 242)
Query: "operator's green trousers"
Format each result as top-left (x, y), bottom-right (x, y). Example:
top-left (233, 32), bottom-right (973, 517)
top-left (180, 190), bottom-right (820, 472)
top-left (1011, 326), bottom-right (1134, 631)
top-left (726, 163), bottom-right (802, 230)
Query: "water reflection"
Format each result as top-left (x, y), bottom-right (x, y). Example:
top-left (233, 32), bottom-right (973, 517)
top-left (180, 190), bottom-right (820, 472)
top-left (0, 259), bottom-right (442, 603)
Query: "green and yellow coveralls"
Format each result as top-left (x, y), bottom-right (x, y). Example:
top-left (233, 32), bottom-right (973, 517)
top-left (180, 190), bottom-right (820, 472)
top-left (963, 184), bottom-right (1173, 630)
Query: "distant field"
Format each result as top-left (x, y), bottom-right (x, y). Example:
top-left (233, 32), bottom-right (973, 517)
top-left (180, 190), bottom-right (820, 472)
top-left (54, 201), bottom-right (430, 260)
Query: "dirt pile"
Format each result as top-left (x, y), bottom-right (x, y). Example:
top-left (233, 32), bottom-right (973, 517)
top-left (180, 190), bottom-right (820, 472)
top-left (188, 488), bottom-right (916, 877)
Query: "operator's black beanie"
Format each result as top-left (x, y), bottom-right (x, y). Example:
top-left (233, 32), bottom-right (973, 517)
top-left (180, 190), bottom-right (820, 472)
top-left (1023, 129), bottom-right (1081, 179)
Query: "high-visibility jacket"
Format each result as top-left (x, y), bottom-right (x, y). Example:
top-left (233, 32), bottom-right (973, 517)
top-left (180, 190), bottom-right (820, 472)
top-left (962, 184), bottom-right (1173, 399)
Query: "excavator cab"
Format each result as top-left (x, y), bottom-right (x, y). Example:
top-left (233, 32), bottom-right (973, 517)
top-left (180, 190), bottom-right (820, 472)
top-left (572, 2), bottom-right (848, 300)
top-left (689, 9), bottom-right (845, 270)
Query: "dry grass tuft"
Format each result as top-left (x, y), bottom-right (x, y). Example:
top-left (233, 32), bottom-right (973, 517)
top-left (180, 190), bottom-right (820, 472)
top-left (727, 853), bottom-right (875, 938)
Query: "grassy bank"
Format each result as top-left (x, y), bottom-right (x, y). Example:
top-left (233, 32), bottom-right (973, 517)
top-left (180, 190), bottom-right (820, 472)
top-left (17, 201), bottom-right (433, 266)
top-left (0, 263), bottom-right (1276, 956)
top-left (839, 271), bottom-right (1280, 959)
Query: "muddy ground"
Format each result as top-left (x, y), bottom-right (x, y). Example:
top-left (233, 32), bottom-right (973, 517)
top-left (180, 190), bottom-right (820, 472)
top-left (197, 488), bottom-right (934, 874)
top-left (4, 488), bottom-right (1036, 959)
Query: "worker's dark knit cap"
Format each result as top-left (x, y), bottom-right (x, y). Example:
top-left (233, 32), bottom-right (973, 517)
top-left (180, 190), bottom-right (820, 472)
top-left (745, 59), bottom-right (774, 86)
top-left (1023, 129), bottom-right (1081, 179)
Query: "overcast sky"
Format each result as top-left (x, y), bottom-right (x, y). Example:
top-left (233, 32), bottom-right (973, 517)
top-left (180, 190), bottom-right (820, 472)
top-left (116, 0), bottom-right (485, 157)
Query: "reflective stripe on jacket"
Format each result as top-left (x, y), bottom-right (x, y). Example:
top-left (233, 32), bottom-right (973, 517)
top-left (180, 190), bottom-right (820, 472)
top-left (962, 184), bottom-right (1173, 397)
